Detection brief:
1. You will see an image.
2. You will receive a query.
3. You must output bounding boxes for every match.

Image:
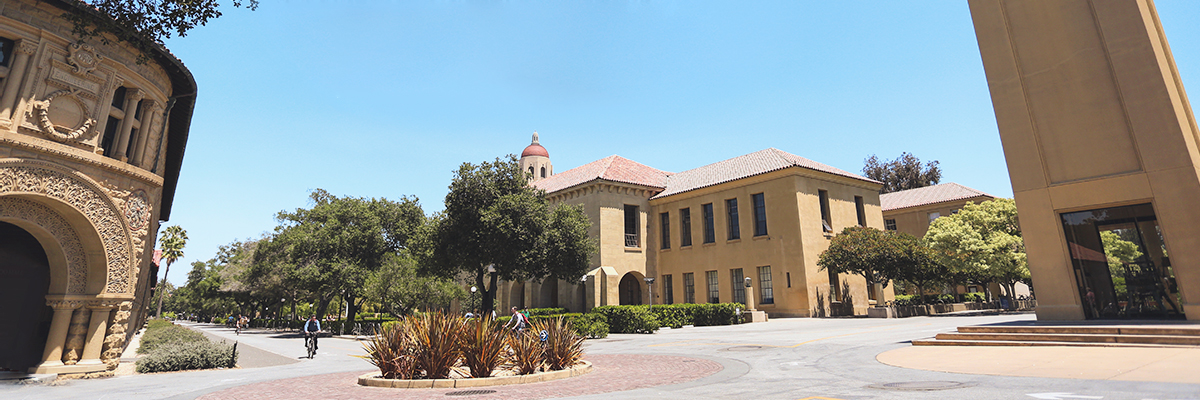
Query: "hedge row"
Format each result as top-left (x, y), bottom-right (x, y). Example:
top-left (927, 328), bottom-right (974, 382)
top-left (592, 303), bottom-right (748, 333)
top-left (135, 319), bottom-right (238, 373)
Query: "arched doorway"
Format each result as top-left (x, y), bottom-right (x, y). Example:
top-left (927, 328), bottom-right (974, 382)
top-left (509, 281), bottom-right (525, 309)
top-left (0, 221), bottom-right (52, 371)
top-left (619, 273), bottom-right (643, 305)
top-left (538, 279), bottom-right (559, 308)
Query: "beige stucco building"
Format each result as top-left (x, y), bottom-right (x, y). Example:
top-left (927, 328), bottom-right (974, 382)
top-left (971, 0), bottom-right (1199, 320)
top-left (497, 134), bottom-right (891, 317)
top-left (880, 183), bottom-right (995, 239)
top-left (0, 0), bottom-right (195, 374)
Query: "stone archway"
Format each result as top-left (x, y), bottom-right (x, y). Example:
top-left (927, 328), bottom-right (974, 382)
top-left (0, 221), bottom-right (53, 371)
top-left (619, 272), bottom-right (643, 305)
top-left (509, 281), bottom-right (525, 309)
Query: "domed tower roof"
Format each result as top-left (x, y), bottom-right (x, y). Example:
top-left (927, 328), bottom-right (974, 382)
top-left (521, 131), bottom-right (549, 158)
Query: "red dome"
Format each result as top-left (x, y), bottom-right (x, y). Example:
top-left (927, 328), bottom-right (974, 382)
top-left (522, 143), bottom-right (549, 158)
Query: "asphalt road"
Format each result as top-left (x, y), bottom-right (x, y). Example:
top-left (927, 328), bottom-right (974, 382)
top-left (4, 314), bottom-right (1200, 400)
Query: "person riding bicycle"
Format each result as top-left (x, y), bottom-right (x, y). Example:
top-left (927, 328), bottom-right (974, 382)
top-left (303, 315), bottom-right (321, 351)
top-left (504, 307), bottom-right (527, 333)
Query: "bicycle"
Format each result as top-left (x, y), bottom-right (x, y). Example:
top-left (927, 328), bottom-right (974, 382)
top-left (304, 332), bottom-right (317, 359)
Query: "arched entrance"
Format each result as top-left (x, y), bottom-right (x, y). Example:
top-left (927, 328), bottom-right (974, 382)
top-left (538, 279), bottom-right (559, 308)
top-left (0, 221), bottom-right (52, 371)
top-left (619, 273), bottom-right (643, 305)
top-left (509, 281), bottom-right (525, 309)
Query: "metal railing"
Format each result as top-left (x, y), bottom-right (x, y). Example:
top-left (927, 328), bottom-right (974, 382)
top-left (625, 233), bottom-right (639, 247)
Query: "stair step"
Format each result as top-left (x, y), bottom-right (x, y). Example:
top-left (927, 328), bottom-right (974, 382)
top-left (911, 339), bottom-right (1195, 349)
top-left (934, 332), bottom-right (1200, 345)
top-left (957, 325), bottom-right (1200, 336)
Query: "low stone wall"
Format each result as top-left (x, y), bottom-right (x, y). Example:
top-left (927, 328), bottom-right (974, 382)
top-left (357, 360), bottom-right (592, 389)
top-left (870, 300), bottom-right (1037, 318)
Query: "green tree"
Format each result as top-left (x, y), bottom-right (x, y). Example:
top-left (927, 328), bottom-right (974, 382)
top-left (893, 233), bottom-right (949, 304)
top-left (924, 198), bottom-right (1028, 304)
top-left (1100, 230), bottom-right (1143, 299)
top-left (364, 252), bottom-right (466, 317)
top-left (817, 226), bottom-right (907, 301)
top-left (417, 156), bottom-right (596, 315)
top-left (862, 152), bottom-right (942, 194)
top-left (64, 0), bottom-right (258, 63)
top-left (256, 189), bottom-right (425, 321)
top-left (156, 225), bottom-right (187, 317)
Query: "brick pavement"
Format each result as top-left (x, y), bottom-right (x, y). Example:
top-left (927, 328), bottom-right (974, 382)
top-left (198, 354), bottom-right (721, 400)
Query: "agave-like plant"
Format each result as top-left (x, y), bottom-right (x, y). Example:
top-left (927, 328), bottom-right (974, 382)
top-left (460, 316), bottom-right (507, 378)
top-left (507, 328), bottom-right (544, 375)
top-left (360, 321), bottom-right (417, 379)
top-left (409, 311), bottom-right (464, 379)
top-left (540, 316), bottom-right (585, 370)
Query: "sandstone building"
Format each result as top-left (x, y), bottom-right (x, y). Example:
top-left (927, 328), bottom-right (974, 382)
top-left (497, 134), bottom-right (892, 317)
top-left (0, 0), bottom-right (196, 374)
top-left (971, 0), bottom-right (1198, 320)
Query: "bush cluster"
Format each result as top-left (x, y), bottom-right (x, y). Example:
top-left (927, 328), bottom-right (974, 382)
top-left (593, 303), bottom-right (747, 332)
top-left (569, 313), bottom-right (608, 339)
top-left (591, 305), bottom-right (660, 333)
top-left (135, 319), bottom-right (237, 373)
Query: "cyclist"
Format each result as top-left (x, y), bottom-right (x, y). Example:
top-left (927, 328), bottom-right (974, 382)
top-left (503, 306), bottom-right (527, 333)
top-left (303, 315), bottom-right (321, 352)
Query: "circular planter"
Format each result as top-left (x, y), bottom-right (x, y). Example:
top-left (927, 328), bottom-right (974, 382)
top-left (357, 360), bottom-right (592, 389)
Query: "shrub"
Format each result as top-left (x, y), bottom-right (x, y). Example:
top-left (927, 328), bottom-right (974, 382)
top-left (650, 304), bottom-right (691, 328)
top-left (690, 303), bottom-right (745, 326)
top-left (892, 294), bottom-right (917, 306)
top-left (524, 307), bottom-right (568, 316)
top-left (962, 292), bottom-right (987, 302)
top-left (361, 322), bottom-right (417, 379)
top-left (569, 313), bottom-right (608, 339)
top-left (592, 305), bottom-right (660, 333)
top-left (460, 317), bottom-right (506, 378)
top-left (538, 316), bottom-right (585, 370)
top-left (506, 329), bottom-right (544, 375)
top-left (138, 324), bottom-right (205, 354)
top-left (407, 312), bottom-right (463, 379)
top-left (145, 318), bottom-right (174, 331)
top-left (135, 340), bottom-right (236, 373)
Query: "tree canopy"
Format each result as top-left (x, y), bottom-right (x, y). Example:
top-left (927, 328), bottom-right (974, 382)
top-left (155, 225), bottom-right (187, 317)
top-left (924, 198), bottom-right (1028, 301)
top-left (818, 226), bottom-right (945, 303)
top-left (862, 152), bottom-right (942, 194)
top-left (416, 155), bottom-right (596, 314)
top-left (64, 1), bottom-right (258, 63)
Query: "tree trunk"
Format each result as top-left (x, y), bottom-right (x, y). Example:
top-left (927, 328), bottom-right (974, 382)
top-left (155, 261), bottom-right (173, 317)
top-left (480, 270), bottom-right (498, 318)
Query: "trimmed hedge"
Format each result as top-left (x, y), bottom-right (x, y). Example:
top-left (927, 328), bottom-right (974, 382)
top-left (591, 305), bottom-right (660, 333)
top-left (569, 313), bottom-right (608, 338)
top-left (649, 303), bottom-right (747, 328)
top-left (135, 340), bottom-right (237, 373)
top-left (137, 323), bottom-right (205, 354)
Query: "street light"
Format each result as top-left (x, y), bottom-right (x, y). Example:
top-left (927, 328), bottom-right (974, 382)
top-left (470, 286), bottom-right (478, 314)
top-left (644, 277), bottom-right (655, 306)
top-left (580, 275), bottom-right (589, 312)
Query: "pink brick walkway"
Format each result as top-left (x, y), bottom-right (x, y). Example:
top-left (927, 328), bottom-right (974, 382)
top-left (199, 354), bottom-right (721, 400)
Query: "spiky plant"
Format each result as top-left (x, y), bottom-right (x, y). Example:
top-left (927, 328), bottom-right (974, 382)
top-left (506, 329), bottom-right (544, 375)
top-left (460, 316), bottom-right (507, 378)
top-left (541, 316), bottom-right (585, 370)
top-left (409, 311), bottom-right (464, 379)
top-left (359, 320), bottom-right (417, 379)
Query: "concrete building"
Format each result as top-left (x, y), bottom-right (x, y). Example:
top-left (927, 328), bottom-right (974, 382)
top-left (881, 183), bottom-right (995, 239)
top-left (497, 134), bottom-right (891, 317)
top-left (0, 0), bottom-right (196, 374)
top-left (971, 0), bottom-right (1199, 320)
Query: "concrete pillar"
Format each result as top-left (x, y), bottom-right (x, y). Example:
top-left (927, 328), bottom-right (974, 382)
top-left (112, 89), bottom-right (142, 160)
top-left (0, 39), bottom-right (36, 123)
top-left (78, 302), bottom-right (114, 365)
top-left (131, 101), bottom-right (158, 167)
top-left (33, 300), bottom-right (81, 372)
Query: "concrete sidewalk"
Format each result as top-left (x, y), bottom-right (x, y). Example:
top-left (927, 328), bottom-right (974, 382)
top-left (877, 345), bottom-right (1200, 384)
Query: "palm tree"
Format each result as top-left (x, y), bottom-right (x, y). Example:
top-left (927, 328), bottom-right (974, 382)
top-left (156, 225), bottom-right (188, 318)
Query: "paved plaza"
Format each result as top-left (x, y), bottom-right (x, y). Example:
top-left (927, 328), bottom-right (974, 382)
top-left (4, 314), bottom-right (1200, 400)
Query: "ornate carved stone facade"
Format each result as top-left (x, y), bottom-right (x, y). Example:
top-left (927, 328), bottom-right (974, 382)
top-left (0, 0), bottom-right (198, 374)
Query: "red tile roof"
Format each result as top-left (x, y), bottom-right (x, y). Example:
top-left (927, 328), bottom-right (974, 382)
top-left (533, 155), bottom-right (673, 194)
top-left (879, 182), bottom-right (994, 211)
top-left (651, 148), bottom-right (878, 199)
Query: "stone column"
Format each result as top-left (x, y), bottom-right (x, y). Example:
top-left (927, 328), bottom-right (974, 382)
top-left (34, 300), bottom-right (82, 371)
top-left (131, 101), bottom-right (158, 167)
top-left (112, 89), bottom-right (142, 161)
top-left (0, 39), bottom-right (36, 123)
top-left (78, 301), bottom-right (115, 365)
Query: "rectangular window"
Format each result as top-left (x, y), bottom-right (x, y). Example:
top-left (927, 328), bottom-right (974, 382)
top-left (663, 275), bottom-right (674, 305)
top-left (752, 193), bottom-right (767, 236)
top-left (683, 273), bottom-right (695, 303)
top-left (758, 266), bottom-right (774, 304)
top-left (726, 198), bottom-right (740, 240)
top-left (829, 268), bottom-right (841, 301)
top-left (819, 190), bottom-right (833, 233)
top-left (0, 37), bottom-right (13, 68)
top-left (885, 219), bottom-right (897, 231)
top-left (660, 212), bottom-right (670, 249)
top-left (702, 203), bottom-right (715, 243)
top-left (706, 270), bottom-right (720, 303)
top-left (928, 212), bottom-right (941, 224)
top-left (100, 116), bottom-right (120, 156)
top-left (624, 205), bottom-right (639, 247)
top-left (786, 272), bottom-right (791, 288)
top-left (855, 196), bottom-right (866, 227)
top-left (680, 208), bottom-right (693, 247)
top-left (731, 268), bottom-right (746, 304)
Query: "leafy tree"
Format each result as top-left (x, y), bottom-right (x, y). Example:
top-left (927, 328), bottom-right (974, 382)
top-left (256, 189), bottom-right (425, 321)
top-left (924, 198), bottom-right (1028, 304)
top-left (156, 225), bottom-right (187, 317)
top-left (417, 156), bottom-right (596, 315)
top-left (817, 226), bottom-right (907, 301)
top-left (862, 152), bottom-right (942, 193)
top-left (364, 252), bottom-right (466, 317)
top-left (1101, 230), bottom-right (1143, 299)
top-left (63, 0), bottom-right (258, 63)
top-left (892, 233), bottom-right (949, 304)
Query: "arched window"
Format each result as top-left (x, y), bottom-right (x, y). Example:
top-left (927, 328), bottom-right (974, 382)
top-left (528, 166), bottom-right (534, 176)
top-left (540, 166), bottom-right (546, 178)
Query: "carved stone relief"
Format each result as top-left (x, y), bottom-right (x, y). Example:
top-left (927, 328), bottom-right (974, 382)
top-left (67, 44), bottom-right (101, 75)
top-left (31, 88), bottom-right (98, 143)
top-left (62, 308), bottom-right (89, 365)
top-left (101, 301), bottom-right (132, 370)
top-left (124, 189), bottom-right (149, 231)
top-left (0, 159), bottom-right (135, 294)
top-left (0, 197), bottom-right (88, 293)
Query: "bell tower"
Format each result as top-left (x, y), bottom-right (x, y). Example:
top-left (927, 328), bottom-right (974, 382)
top-left (519, 131), bottom-right (552, 182)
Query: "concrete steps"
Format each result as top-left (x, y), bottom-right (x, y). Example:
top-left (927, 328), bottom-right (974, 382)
top-left (912, 325), bottom-right (1200, 348)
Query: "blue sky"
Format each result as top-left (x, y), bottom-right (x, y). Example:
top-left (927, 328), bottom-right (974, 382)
top-left (158, 1), bottom-right (1200, 285)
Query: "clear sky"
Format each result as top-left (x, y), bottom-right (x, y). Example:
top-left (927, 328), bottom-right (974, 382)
top-left (157, 1), bottom-right (1200, 286)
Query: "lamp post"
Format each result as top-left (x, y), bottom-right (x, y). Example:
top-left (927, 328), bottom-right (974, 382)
top-left (470, 286), bottom-right (478, 315)
top-left (744, 277), bottom-right (756, 311)
top-left (486, 264), bottom-right (496, 315)
top-left (580, 275), bottom-right (589, 312)
top-left (644, 277), bottom-right (655, 306)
